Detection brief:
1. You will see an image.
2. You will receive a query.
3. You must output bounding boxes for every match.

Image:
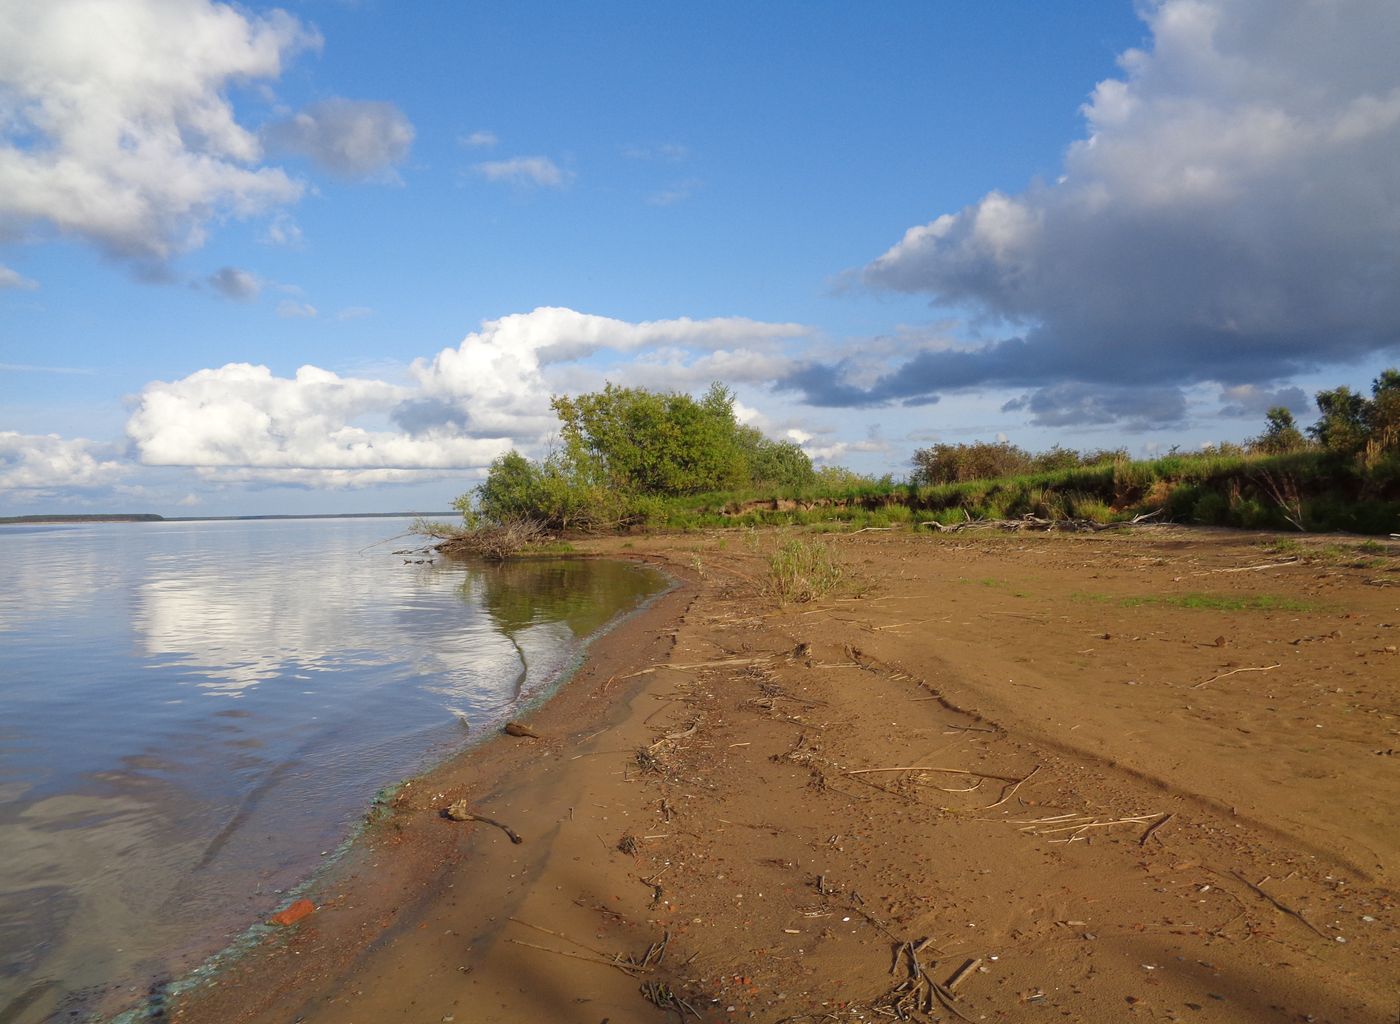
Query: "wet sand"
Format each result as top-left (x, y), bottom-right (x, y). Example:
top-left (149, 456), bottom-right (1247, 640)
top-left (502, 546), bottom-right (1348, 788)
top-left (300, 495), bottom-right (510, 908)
top-left (170, 527), bottom-right (1399, 1024)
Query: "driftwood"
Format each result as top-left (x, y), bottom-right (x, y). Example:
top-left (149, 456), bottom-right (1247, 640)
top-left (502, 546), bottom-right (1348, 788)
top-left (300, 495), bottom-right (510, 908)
top-left (443, 800), bottom-right (524, 843)
top-left (503, 721), bottom-right (540, 738)
top-left (921, 509), bottom-right (1165, 534)
top-left (436, 517), bottom-right (549, 560)
top-left (876, 939), bottom-right (974, 1022)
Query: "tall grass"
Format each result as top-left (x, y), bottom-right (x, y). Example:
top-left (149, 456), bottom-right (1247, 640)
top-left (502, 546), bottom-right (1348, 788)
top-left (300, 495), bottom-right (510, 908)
top-left (766, 538), bottom-right (844, 604)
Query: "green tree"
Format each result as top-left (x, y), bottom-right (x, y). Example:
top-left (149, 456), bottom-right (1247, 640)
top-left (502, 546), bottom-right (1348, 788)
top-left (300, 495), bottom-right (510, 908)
top-left (464, 450), bottom-right (540, 524)
top-left (1366, 369), bottom-right (1400, 454)
top-left (1309, 386), bottom-right (1369, 453)
top-left (739, 428), bottom-right (815, 489)
top-left (461, 382), bottom-right (814, 532)
top-left (1250, 406), bottom-right (1308, 455)
top-left (552, 382), bottom-right (752, 495)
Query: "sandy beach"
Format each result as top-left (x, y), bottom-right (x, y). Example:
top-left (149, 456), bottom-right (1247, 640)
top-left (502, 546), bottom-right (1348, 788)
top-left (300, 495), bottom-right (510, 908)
top-left (170, 526), bottom-right (1399, 1024)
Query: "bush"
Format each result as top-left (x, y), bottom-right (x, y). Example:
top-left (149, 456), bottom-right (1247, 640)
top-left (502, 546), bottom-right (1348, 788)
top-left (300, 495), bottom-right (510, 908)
top-left (1031, 446), bottom-right (1083, 473)
top-left (1192, 492), bottom-right (1229, 525)
top-left (911, 441), bottom-right (1032, 485)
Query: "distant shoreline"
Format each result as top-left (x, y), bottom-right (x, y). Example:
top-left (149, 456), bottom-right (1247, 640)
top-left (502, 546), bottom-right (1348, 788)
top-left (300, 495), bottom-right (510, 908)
top-left (0, 512), bottom-right (457, 526)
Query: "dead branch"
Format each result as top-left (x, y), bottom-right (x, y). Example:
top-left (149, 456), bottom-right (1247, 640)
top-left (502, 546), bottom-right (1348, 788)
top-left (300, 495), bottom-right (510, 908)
top-left (1227, 871), bottom-right (1329, 939)
top-left (443, 801), bottom-right (524, 843)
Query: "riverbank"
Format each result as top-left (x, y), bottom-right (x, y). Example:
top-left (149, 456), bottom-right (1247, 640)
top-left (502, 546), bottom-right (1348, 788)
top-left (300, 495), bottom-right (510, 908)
top-left (170, 526), bottom-right (1399, 1023)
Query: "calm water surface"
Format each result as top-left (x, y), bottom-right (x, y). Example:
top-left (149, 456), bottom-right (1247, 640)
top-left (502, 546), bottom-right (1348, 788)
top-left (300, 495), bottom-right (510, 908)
top-left (0, 518), bottom-right (664, 1022)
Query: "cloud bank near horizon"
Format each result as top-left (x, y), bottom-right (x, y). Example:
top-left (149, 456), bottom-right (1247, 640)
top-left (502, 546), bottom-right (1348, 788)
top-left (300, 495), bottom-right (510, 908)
top-left (0, 308), bottom-right (814, 499)
top-left (785, 0), bottom-right (1400, 425)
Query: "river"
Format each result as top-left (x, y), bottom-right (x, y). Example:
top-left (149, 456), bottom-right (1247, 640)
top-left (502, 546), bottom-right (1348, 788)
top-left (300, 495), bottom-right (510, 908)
top-left (0, 518), bottom-right (665, 1023)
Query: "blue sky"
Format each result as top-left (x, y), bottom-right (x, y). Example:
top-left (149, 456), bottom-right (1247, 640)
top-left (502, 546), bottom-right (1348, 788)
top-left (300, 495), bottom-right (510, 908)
top-left (2, 0), bottom-right (1397, 515)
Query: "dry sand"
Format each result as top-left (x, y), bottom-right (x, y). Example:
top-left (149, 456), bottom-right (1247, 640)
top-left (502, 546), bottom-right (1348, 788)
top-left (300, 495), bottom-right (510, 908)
top-left (170, 526), bottom-right (1399, 1024)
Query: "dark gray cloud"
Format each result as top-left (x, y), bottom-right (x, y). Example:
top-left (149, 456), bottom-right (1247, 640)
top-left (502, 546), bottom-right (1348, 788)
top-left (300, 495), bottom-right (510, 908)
top-left (1217, 384), bottom-right (1309, 419)
top-left (266, 98), bottom-right (414, 180)
top-left (390, 398), bottom-right (471, 437)
top-left (790, 0), bottom-right (1400, 422)
top-left (207, 266), bottom-right (261, 301)
top-left (1002, 384), bottom-right (1187, 431)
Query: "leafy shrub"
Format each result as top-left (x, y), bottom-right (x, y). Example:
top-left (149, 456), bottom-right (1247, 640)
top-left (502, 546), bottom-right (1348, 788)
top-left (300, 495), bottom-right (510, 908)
top-left (1191, 492), bottom-right (1229, 525)
top-left (911, 441), bottom-right (1032, 484)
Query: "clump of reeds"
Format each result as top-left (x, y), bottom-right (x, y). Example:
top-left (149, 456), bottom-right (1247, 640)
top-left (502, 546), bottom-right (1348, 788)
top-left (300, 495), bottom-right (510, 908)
top-left (765, 537), bottom-right (843, 604)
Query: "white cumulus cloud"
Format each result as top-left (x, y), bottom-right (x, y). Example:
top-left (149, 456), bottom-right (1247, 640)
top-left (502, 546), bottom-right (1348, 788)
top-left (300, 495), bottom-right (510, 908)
top-left (8, 307), bottom-right (814, 495)
top-left (127, 364), bottom-right (510, 480)
top-left (0, 0), bottom-right (318, 267)
top-left (0, 431), bottom-right (128, 493)
top-left (408, 306), bottom-right (809, 439)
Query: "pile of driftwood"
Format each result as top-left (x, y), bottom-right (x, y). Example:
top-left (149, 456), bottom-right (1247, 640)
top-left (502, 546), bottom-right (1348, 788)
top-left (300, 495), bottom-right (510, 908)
top-left (921, 509), bottom-right (1166, 534)
top-left (436, 517), bottom-right (548, 560)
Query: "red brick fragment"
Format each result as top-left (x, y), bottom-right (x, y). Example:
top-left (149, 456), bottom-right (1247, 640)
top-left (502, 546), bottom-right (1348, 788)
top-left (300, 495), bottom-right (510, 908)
top-left (268, 898), bottom-right (315, 926)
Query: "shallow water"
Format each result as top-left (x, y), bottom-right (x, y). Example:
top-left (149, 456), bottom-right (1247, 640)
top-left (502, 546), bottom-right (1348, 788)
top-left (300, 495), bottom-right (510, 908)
top-left (0, 518), bottom-right (664, 1022)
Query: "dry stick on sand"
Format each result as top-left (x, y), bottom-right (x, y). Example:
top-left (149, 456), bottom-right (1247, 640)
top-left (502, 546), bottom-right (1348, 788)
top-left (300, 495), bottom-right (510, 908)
top-left (1192, 663), bottom-right (1281, 689)
top-left (1196, 558), bottom-right (1300, 575)
top-left (846, 766), bottom-right (1026, 783)
top-left (984, 765), bottom-right (1041, 809)
top-left (1227, 871), bottom-right (1330, 939)
top-left (1138, 812), bottom-right (1175, 847)
top-left (1012, 812), bottom-right (1164, 844)
top-left (945, 957), bottom-right (983, 992)
top-left (620, 655), bottom-right (775, 679)
top-left (509, 918), bottom-right (618, 962)
top-left (505, 938), bottom-right (647, 976)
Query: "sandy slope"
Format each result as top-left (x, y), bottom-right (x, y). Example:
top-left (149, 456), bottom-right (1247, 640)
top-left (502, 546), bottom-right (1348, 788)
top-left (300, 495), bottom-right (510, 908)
top-left (170, 526), bottom-right (1399, 1024)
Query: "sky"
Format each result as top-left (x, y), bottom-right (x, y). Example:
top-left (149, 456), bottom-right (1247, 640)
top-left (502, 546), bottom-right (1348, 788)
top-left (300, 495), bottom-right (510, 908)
top-left (1, 0), bottom-right (1397, 516)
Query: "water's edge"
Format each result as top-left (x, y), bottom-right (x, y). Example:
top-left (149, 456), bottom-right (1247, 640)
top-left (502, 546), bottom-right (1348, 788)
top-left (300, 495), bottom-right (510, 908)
top-left (106, 557), bottom-right (677, 1024)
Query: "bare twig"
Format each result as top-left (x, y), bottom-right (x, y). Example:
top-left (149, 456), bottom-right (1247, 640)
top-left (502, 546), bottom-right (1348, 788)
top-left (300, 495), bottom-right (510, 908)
top-left (506, 938), bottom-right (645, 975)
top-left (985, 765), bottom-right (1041, 809)
top-left (1192, 663), bottom-right (1281, 689)
top-left (1228, 871), bottom-right (1329, 939)
top-left (846, 766), bottom-right (1024, 783)
top-left (509, 918), bottom-right (613, 960)
top-left (1198, 558), bottom-right (1299, 574)
top-left (1138, 812), bottom-right (1175, 847)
